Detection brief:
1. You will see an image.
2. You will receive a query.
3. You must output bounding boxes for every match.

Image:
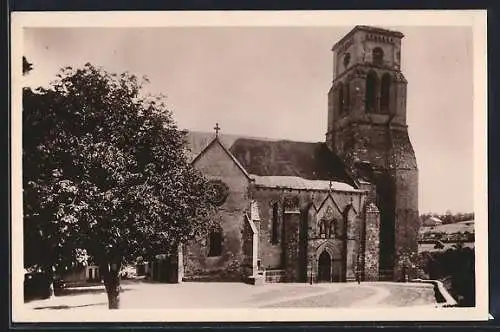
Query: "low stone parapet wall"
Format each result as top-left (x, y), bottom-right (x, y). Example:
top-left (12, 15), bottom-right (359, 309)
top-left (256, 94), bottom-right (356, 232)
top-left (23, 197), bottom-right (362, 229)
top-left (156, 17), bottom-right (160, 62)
top-left (411, 278), bottom-right (458, 307)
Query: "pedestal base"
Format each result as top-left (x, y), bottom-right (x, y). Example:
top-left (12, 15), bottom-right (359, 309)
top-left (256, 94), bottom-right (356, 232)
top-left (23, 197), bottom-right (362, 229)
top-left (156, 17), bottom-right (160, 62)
top-left (247, 275), bottom-right (265, 286)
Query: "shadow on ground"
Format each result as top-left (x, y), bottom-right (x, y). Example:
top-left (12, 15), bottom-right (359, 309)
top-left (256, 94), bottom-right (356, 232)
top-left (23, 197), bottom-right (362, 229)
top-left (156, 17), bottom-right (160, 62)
top-left (34, 302), bottom-right (108, 310)
top-left (56, 287), bottom-right (132, 297)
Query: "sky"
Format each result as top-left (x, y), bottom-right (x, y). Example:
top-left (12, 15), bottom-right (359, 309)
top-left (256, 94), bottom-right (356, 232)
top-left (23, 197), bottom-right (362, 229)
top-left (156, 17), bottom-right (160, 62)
top-left (22, 26), bottom-right (474, 214)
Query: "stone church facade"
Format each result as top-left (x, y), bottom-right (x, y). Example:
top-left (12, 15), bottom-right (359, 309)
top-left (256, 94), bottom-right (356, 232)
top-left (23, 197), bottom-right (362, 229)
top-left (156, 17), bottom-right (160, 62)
top-left (150, 25), bottom-right (418, 283)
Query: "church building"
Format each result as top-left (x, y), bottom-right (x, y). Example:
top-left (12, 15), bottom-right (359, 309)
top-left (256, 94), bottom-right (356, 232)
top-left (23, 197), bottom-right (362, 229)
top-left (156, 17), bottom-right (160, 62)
top-left (151, 25), bottom-right (418, 284)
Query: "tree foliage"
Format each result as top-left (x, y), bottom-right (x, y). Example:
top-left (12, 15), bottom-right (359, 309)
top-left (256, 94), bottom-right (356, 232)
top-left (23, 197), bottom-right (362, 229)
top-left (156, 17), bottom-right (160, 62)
top-left (23, 56), bottom-right (33, 75)
top-left (419, 247), bottom-right (475, 306)
top-left (23, 63), bottom-right (217, 307)
top-left (419, 211), bottom-right (474, 225)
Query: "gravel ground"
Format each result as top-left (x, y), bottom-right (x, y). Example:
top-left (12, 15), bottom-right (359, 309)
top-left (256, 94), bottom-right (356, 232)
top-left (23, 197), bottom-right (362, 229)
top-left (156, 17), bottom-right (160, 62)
top-left (24, 281), bottom-right (437, 310)
top-left (263, 286), bottom-right (375, 308)
top-left (242, 285), bottom-right (327, 304)
top-left (381, 284), bottom-right (436, 307)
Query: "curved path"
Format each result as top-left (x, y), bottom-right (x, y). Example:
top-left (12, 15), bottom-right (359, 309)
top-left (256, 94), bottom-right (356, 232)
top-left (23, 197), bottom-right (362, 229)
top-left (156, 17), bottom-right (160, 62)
top-left (258, 282), bottom-right (435, 308)
top-left (350, 284), bottom-right (391, 307)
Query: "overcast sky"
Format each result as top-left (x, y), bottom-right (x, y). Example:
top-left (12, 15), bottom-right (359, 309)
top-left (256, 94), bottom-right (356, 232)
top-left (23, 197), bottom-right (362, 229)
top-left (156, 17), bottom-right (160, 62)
top-left (23, 26), bottom-right (473, 214)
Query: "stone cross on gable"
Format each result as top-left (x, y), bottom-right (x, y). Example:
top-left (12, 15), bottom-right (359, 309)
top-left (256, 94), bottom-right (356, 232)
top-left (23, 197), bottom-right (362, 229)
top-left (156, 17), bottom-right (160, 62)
top-left (214, 123), bottom-right (221, 137)
top-left (328, 180), bottom-right (333, 191)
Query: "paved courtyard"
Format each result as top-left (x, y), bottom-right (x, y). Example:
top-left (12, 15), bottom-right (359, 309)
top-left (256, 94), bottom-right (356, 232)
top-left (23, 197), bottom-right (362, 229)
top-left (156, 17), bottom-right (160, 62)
top-left (25, 281), bottom-right (437, 311)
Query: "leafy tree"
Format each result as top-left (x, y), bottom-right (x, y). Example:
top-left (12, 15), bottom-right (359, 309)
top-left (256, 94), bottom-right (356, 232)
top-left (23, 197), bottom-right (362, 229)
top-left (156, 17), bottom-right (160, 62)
top-left (396, 248), bottom-right (419, 281)
top-left (23, 63), bottom-right (217, 308)
top-left (418, 247), bottom-right (475, 306)
top-left (419, 211), bottom-right (474, 225)
top-left (441, 210), bottom-right (456, 224)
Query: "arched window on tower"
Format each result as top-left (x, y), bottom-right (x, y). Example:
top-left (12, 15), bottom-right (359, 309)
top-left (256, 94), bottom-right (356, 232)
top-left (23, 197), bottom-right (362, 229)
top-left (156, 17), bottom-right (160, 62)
top-left (208, 227), bottom-right (223, 257)
top-left (372, 47), bottom-right (384, 66)
top-left (380, 73), bottom-right (391, 113)
top-left (365, 71), bottom-right (379, 113)
top-left (337, 83), bottom-right (344, 115)
top-left (271, 202), bottom-right (279, 244)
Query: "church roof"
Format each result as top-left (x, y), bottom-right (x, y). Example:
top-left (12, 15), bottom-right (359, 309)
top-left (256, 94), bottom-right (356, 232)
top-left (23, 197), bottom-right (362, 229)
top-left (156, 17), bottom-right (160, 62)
top-left (252, 175), bottom-right (356, 192)
top-left (185, 131), bottom-right (356, 187)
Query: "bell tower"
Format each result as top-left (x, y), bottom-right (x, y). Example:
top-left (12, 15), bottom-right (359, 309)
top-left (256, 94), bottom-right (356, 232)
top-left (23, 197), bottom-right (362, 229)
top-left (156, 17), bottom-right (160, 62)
top-left (326, 26), bottom-right (419, 281)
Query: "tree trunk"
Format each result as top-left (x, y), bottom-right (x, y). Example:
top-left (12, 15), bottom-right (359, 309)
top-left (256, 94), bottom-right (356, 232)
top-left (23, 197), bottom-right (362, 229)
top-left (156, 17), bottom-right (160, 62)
top-left (48, 281), bottom-right (55, 299)
top-left (105, 271), bottom-right (121, 309)
top-left (100, 262), bottom-right (122, 309)
top-left (45, 265), bottom-right (55, 299)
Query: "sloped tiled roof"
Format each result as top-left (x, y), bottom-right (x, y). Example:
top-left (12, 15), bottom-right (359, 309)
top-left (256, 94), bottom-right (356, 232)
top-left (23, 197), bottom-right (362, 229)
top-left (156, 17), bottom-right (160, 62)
top-left (252, 175), bottom-right (356, 192)
top-left (185, 131), bottom-right (356, 187)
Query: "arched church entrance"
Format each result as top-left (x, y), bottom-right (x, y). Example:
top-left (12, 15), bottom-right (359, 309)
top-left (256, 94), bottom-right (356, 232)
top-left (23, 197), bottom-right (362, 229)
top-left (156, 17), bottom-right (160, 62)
top-left (317, 251), bottom-right (332, 282)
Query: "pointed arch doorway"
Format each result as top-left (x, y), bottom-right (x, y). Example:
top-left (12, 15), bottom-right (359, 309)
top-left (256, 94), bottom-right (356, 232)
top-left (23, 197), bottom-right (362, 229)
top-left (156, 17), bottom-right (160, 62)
top-left (317, 251), bottom-right (332, 282)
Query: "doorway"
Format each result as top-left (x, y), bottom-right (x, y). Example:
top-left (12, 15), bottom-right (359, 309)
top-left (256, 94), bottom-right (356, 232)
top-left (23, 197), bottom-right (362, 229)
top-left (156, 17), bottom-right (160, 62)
top-left (318, 251), bottom-right (332, 282)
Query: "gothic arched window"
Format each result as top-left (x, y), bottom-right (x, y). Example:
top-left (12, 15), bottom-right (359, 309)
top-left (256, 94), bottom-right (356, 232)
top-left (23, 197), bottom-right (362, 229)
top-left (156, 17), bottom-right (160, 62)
top-left (337, 83), bottom-right (344, 115)
top-left (319, 219), bottom-right (335, 238)
top-left (372, 47), bottom-right (384, 66)
top-left (271, 202), bottom-right (279, 244)
top-left (208, 228), bottom-right (223, 257)
top-left (365, 71), bottom-right (379, 113)
top-left (380, 73), bottom-right (391, 113)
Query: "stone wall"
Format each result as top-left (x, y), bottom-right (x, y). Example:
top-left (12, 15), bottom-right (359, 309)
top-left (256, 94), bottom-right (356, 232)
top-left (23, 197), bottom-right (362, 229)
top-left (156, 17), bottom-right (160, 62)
top-left (183, 210), bottom-right (247, 282)
top-left (184, 140), bottom-right (251, 281)
top-left (265, 270), bottom-right (286, 283)
top-left (393, 169), bottom-right (419, 280)
top-left (251, 188), bottom-right (290, 270)
top-left (364, 203), bottom-right (380, 280)
top-left (345, 206), bottom-right (362, 281)
top-left (345, 239), bottom-right (358, 281)
top-left (329, 121), bottom-right (418, 281)
top-left (307, 239), bottom-right (345, 282)
top-left (252, 187), bottom-right (366, 283)
top-left (241, 215), bottom-right (255, 278)
top-left (283, 209), bottom-right (301, 282)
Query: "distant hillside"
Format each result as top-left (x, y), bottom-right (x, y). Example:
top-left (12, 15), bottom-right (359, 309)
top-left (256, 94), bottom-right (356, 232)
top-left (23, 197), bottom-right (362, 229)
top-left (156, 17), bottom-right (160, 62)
top-left (420, 220), bottom-right (474, 234)
top-left (418, 220), bottom-right (475, 252)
